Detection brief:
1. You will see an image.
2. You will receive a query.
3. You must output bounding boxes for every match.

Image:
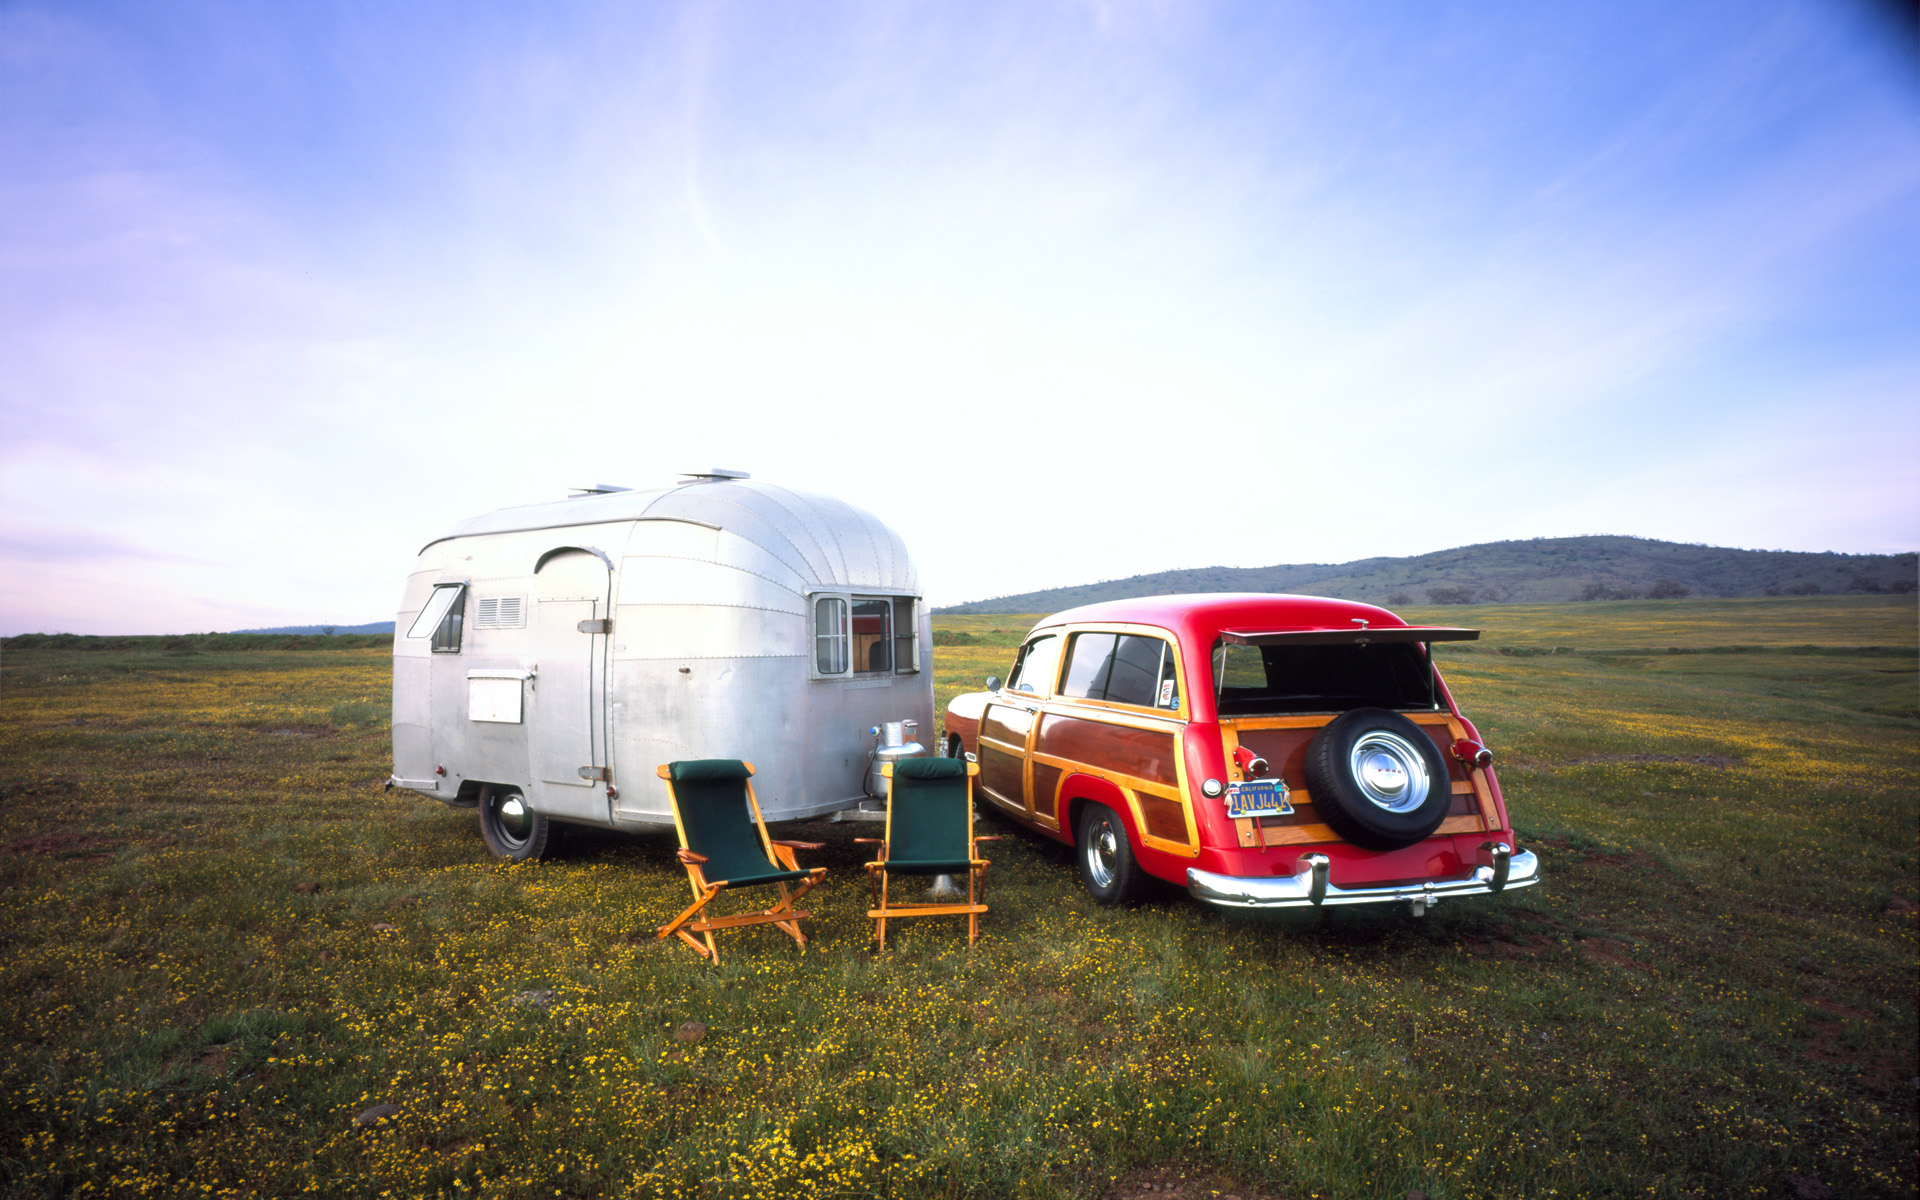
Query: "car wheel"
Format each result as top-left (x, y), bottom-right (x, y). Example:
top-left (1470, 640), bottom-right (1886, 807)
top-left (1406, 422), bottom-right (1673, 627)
top-left (945, 734), bottom-right (964, 758)
top-left (1077, 802), bottom-right (1148, 906)
top-left (1304, 708), bottom-right (1452, 851)
top-left (478, 784), bottom-right (550, 862)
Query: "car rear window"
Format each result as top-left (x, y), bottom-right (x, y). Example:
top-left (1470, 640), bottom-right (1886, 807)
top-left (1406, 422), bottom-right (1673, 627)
top-left (1211, 640), bottom-right (1437, 715)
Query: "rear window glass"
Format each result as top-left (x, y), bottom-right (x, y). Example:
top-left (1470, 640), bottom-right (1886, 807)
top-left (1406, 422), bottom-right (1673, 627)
top-left (1211, 640), bottom-right (1437, 715)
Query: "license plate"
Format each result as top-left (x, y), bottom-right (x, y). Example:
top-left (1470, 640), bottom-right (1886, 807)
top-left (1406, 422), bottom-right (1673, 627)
top-left (1226, 779), bottom-right (1292, 819)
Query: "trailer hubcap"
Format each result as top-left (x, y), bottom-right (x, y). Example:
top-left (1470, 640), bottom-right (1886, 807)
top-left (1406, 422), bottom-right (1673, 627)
top-left (491, 791), bottom-right (532, 842)
top-left (1349, 730), bottom-right (1431, 814)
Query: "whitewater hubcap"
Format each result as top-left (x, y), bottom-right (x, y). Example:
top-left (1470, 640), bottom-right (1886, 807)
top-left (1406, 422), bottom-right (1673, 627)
top-left (1086, 822), bottom-right (1119, 888)
top-left (1348, 731), bottom-right (1431, 814)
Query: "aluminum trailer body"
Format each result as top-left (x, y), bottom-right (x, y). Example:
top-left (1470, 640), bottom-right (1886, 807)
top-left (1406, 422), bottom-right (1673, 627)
top-left (390, 475), bottom-right (933, 828)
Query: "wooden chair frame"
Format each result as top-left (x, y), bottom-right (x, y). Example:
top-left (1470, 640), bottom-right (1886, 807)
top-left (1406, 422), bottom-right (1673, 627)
top-left (654, 761), bottom-right (827, 963)
top-left (857, 760), bottom-right (997, 948)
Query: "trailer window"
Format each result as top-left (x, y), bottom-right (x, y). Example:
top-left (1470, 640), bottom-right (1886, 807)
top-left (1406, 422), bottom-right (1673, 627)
top-left (815, 597), bottom-right (849, 674)
top-left (812, 592), bottom-right (921, 677)
top-left (892, 597), bottom-right (918, 674)
top-left (852, 598), bottom-right (892, 673)
top-left (406, 583), bottom-right (466, 653)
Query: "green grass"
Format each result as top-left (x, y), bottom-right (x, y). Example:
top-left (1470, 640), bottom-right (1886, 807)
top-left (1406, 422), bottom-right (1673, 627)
top-left (0, 596), bottom-right (1913, 1198)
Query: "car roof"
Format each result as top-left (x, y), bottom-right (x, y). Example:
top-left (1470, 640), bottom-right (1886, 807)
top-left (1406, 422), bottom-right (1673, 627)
top-left (1034, 592), bottom-right (1409, 645)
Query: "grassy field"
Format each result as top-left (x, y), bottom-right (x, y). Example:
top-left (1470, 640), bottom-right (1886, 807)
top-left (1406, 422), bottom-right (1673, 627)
top-left (0, 597), bottom-right (1913, 1198)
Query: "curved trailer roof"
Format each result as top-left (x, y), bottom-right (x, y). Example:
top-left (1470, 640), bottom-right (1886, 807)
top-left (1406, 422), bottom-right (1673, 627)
top-left (418, 477), bottom-right (918, 596)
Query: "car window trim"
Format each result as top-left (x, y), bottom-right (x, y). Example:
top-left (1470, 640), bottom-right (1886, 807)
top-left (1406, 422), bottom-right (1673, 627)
top-left (1034, 623), bottom-right (1187, 719)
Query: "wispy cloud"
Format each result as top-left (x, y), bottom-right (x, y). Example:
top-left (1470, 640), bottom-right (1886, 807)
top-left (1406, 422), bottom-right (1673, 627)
top-left (1, 0), bottom-right (1914, 631)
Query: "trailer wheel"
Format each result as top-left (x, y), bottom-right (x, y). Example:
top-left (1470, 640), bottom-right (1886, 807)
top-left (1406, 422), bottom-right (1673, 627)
top-left (479, 785), bottom-right (549, 862)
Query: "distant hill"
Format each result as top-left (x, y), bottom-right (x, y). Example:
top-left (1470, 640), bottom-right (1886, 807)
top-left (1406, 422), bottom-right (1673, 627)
top-left (229, 621), bottom-right (395, 635)
top-left (936, 536), bottom-right (1918, 614)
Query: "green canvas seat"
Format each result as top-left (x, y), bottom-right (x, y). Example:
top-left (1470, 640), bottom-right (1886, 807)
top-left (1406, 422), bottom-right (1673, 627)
top-left (858, 756), bottom-right (996, 948)
top-left (655, 760), bottom-right (826, 962)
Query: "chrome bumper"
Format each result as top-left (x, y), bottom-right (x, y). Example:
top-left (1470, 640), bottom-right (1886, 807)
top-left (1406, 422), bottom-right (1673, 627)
top-left (1187, 845), bottom-right (1540, 913)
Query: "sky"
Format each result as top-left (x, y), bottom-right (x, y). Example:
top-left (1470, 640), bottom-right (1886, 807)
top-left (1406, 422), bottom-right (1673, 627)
top-left (2, 0), bottom-right (1917, 634)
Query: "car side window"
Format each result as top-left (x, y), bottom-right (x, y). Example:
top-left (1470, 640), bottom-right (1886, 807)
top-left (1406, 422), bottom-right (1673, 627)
top-left (1104, 635), bottom-right (1164, 707)
top-left (1060, 632), bottom-right (1117, 699)
top-left (1154, 645), bottom-right (1180, 710)
top-left (1008, 634), bottom-right (1062, 695)
top-left (1059, 632), bottom-right (1177, 709)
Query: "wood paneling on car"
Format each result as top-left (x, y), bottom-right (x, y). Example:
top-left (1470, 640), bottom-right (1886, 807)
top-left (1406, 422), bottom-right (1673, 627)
top-left (1035, 714), bottom-right (1178, 787)
top-left (1137, 794), bottom-right (1189, 843)
top-left (1230, 716), bottom-right (1471, 827)
top-left (1032, 762), bottom-right (1063, 822)
top-left (979, 703), bottom-right (1037, 810)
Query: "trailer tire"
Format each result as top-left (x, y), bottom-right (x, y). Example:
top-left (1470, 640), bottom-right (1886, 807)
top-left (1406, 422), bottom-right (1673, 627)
top-left (478, 785), bottom-right (550, 862)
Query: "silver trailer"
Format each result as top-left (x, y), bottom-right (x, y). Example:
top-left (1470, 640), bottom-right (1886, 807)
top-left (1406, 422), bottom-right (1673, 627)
top-left (388, 472), bottom-right (933, 859)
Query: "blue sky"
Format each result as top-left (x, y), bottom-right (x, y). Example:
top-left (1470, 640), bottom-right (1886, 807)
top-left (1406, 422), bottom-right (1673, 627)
top-left (2, 0), bottom-right (1916, 634)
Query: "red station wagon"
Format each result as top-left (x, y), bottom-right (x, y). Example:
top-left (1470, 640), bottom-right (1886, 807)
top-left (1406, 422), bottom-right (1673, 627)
top-left (941, 594), bottom-right (1540, 912)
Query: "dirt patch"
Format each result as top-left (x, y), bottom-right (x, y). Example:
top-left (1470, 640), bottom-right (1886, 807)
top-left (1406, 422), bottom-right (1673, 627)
top-left (1802, 1020), bottom-right (1853, 1066)
top-left (1808, 998), bottom-right (1874, 1021)
top-left (1561, 753), bottom-right (1743, 769)
top-left (1, 832), bottom-right (118, 860)
top-left (1464, 924), bottom-right (1552, 958)
top-left (1565, 845), bottom-right (1662, 872)
top-left (1578, 938), bottom-right (1652, 972)
top-left (1102, 1164), bottom-right (1284, 1200)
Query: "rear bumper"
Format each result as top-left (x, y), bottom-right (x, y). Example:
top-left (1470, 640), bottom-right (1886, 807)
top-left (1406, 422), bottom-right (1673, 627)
top-left (1187, 845), bottom-right (1540, 911)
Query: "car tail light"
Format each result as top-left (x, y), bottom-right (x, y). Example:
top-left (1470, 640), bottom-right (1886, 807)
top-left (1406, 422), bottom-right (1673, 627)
top-left (1451, 739), bottom-right (1493, 770)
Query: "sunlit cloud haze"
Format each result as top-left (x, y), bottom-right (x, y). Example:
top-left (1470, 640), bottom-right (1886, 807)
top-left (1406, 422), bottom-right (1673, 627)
top-left (2, 0), bottom-right (1916, 634)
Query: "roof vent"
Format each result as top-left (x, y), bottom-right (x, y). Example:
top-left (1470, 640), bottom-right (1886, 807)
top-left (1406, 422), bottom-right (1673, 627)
top-left (679, 468), bottom-right (751, 482)
top-left (567, 483), bottom-right (633, 496)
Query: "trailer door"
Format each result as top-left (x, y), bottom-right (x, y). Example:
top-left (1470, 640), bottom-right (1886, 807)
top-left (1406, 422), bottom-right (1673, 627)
top-left (528, 549), bottom-right (612, 822)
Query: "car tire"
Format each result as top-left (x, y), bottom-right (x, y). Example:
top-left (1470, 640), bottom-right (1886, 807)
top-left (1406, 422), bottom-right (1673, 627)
top-left (1077, 802), bottom-right (1149, 906)
top-left (478, 784), bottom-right (550, 862)
top-left (945, 734), bottom-right (964, 758)
top-left (1304, 708), bottom-right (1452, 851)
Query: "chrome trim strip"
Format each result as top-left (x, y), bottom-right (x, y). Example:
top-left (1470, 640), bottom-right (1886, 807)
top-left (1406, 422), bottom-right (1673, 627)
top-left (389, 776), bottom-right (441, 793)
top-left (1187, 849), bottom-right (1539, 910)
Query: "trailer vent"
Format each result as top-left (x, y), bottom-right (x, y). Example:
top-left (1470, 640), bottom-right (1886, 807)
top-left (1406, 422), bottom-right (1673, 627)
top-left (475, 595), bottom-right (527, 630)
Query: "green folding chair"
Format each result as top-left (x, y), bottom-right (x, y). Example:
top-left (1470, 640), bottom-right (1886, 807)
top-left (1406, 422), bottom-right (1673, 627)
top-left (858, 757), bottom-right (996, 948)
top-left (655, 760), bottom-right (827, 963)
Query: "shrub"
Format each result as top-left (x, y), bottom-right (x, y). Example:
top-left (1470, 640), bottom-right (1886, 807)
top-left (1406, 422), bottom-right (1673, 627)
top-left (1785, 580), bottom-right (1821, 596)
top-left (1426, 585), bottom-right (1475, 605)
top-left (1578, 581), bottom-right (1639, 601)
top-left (1385, 591), bottom-right (1413, 606)
top-left (1647, 579), bottom-right (1690, 599)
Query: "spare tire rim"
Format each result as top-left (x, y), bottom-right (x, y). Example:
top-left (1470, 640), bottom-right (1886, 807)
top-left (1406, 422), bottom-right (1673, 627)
top-left (1348, 730), bottom-right (1431, 814)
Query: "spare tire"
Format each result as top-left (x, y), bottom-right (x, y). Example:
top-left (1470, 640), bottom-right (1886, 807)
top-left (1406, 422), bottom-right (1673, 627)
top-left (1304, 708), bottom-right (1452, 851)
